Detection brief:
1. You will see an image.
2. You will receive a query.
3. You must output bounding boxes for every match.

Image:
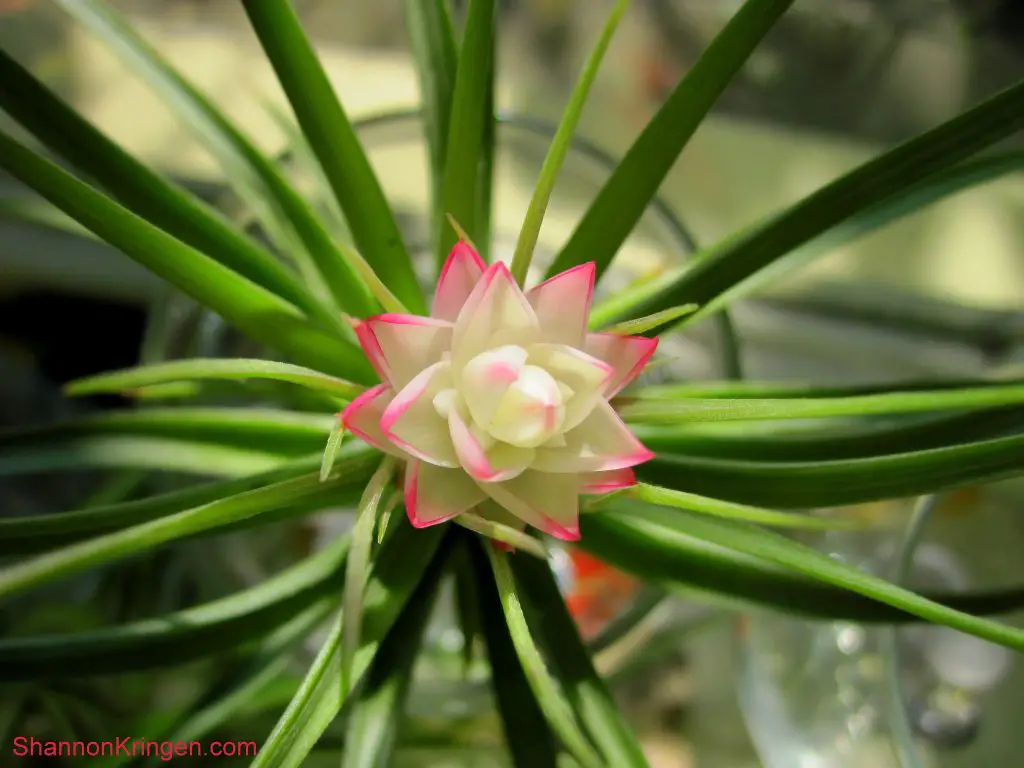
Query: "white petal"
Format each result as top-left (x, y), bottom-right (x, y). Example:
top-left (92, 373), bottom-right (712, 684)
top-left (487, 365), bottom-right (565, 448)
top-left (460, 345), bottom-right (528, 428)
top-left (405, 460), bottom-right (485, 527)
top-left (432, 242), bottom-right (487, 321)
top-left (532, 400), bottom-right (653, 473)
top-left (451, 262), bottom-right (540, 372)
top-left (340, 384), bottom-right (406, 459)
top-left (380, 362), bottom-right (458, 467)
top-left (583, 332), bottom-right (659, 397)
top-left (527, 262), bottom-right (595, 346)
top-left (479, 469), bottom-right (581, 541)
top-left (580, 467), bottom-right (637, 494)
top-left (528, 343), bottom-right (613, 431)
top-left (448, 404), bottom-right (534, 482)
top-left (363, 314), bottom-right (453, 389)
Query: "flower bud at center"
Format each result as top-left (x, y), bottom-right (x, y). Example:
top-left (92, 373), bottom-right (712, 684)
top-left (487, 364), bottom-right (566, 448)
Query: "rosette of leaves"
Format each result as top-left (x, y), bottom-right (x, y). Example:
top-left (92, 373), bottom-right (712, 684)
top-left (3, 1), bottom-right (1024, 766)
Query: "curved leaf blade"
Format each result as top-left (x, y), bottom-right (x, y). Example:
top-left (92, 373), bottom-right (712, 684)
top-left (485, 544), bottom-right (603, 768)
top-left (639, 431), bottom-right (1024, 508)
top-left (545, 0), bottom-right (795, 281)
top-left (511, 553), bottom-right (649, 767)
top-left (582, 503), bottom-right (1024, 623)
top-left (241, 0), bottom-right (425, 314)
top-left (620, 383), bottom-right (1024, 424)
top-left (608, 78), bottom-right (1024, 330)
top-left (65, 358), bottom-right (365, 401)
top-left (436, 0), bottom-right (496, 267)
top-left (0, 48), bottom-right (336, 324)
top-left (509, 0), bottom-right (632, 284)
top-left (0, 130), bottom-right (375, 382)
top-left (595, 504), bottom-right (1024, 652)
top-left (0, 537), bottom-right (347, 680)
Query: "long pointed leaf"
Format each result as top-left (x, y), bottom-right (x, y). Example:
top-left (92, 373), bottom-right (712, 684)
top-left (582, 503), bottom-right (1024, 623)
top-left (545, 0), bottom-right (795, 281)
top-left (341, 542), bottom-right (446, 768)
top-left (404, 0), bottom-right (458, 244)
top-left (252, 523), bottom-right (448, 768)
top-left (485, 544), bottom-right (603, 768)
top-left (466, 536), bottom-right (559, 768)
top-left (512, 553), bottom-right (649, 767)
top-left (0, 447), bottom-right (376, 555)
top-left (0, 130), bottom-right (375, 382)
top-left (436, 0), bottom-right (496, 267)
top-left (0, 536), bottom-right (346, 680)
top-left (241, 0), bottom-right (425, 313)
top-left (0, 49), bottom-right (342, 325)
top-left (509, 0), bottom-right (632, 284)
top-left (639, 431), bottom-right (1024, 508)
top-left (607, 77), bottom-right (1024, 329)
top-left (619, 383), bottom-right (1024, 424)
top-left (597, 503), bottom-right (1024, 652)
top-left (0, 469), bottom-right (360, 602)
top-left (65, 358), bottom-right (365, 401)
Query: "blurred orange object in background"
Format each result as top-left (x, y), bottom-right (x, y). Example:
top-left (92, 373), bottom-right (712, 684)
top-left (564, 548), bottom-right (641, 639)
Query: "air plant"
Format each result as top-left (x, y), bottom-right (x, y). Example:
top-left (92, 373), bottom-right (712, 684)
top-left (2, 0), bottom-right (1024, 765)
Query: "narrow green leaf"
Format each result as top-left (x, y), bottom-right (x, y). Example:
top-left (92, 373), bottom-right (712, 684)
top-left (509, 0), bottom-right (632, 284)
top-left (66, 358), bottom-right (364, 401)
top-left (615, 483), bottom-right (870, 530)
top-left (436, 0), bottom-right (496, 267)
top-left (404, 0), bottom-right (458, 244)
top-left (639, 431), bottom-right (1024, 508)
top-left (693, 150), bottom-right (1024, 323)
top-left (0, 407), bottom-right (335, 456)
top-left (466, 536), bottom-right (559, 767)
top-left (603, 503), bottom-right (1024, 652)
top-left (252, 522), bottom-right (448, 768)
top-left (455, 513), bottom-right (550, 558)
top-left (320, 420), bottom-right (346, 482)
top-left (341, 542), bottom-right (446, 768)
top-left (586, 585), bottom-right (668, 655)
top-left (545, 0), bottom-right (795, 281)
top-left (0, 469), bottom-right (360, 602)
top-left (0, 48), bottom-right (344, 325)
top-left (0, 536), bottom-right (345, 680)
top-left (0, 435), bottom-right (286, 479)
top-left (0, 448), bottom-right (375, 555)
top-left (0, 130), bottom-right (375, 382)
top-left (511, 554), bottom-right (649, 767)
top-left (619, 383), bottom-right (1024, 424)
top-left (451, 540), bottom-right (482, 673)
top-left (53, 0), bottom-right (378, 322)
top-left (336, 240), bottom-right (411, 315)
top-left (241, 0), bottom-right (426, 314)
top-left (631, 377), bottom-right (1020, 400)
top-left (632, 405), bottom-right (1024, 463)
top-left (601, 303), bottom-right (698, 335)
top-left (607, 78), bottom-right (1024, 330)
top-left (342, 458), bottom-right (397, 696)
top-left (475, 63), bottom-right (496, 263)
top-left (582, 502), bottom-right (1024, 623)
top-left (0, 194), bottom-right (94, 237)
top-left (376, 490), bottom-right (402, 545)
top-left (485, 544), bottom-right (603, 768)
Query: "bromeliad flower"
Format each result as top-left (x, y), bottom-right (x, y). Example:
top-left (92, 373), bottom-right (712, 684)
top-left (341, 242), bottom-right (657, 541)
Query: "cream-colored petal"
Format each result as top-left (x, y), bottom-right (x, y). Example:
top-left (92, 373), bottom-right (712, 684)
top-left (340, 384), bottom-right (406, 458)
top-left (432, 241), bottom-right (487, 321)
top-left (487, 365), bottom-right (565, 448)
top-left (583, 332), bottom-right (658, 397)
top-left (448, 405), bottom-right (533, 482)
top-left (478, 469), bottom-right (581, 541)
top-left (364, 314), bottom-right (453, 390)
top-left (381, 362), bottom-right (458, 467)
top-left (405, 460), bottom-right (485, 527)
top-left (531, 400), bottom-right (653, 473)
top-left (451, 262), bottom-right (540, 372)
top-left (460, 345), bottom-right (528, 428)
top-left (528, 343), bottom-right (613, 431)
top-left (527, 262), bottom-right (595, 346)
